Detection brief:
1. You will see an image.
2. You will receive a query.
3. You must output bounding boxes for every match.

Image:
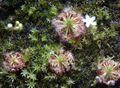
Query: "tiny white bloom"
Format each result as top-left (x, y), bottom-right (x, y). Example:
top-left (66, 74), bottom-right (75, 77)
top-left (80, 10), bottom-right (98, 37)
top-left (16, 21), bottom-right (20, 25)
top-left (14, 21), bottom-right (23, 31)
top-left (19, 23), bottom-right (23, 30)
top-left (7, 23), bottom-right (13, 28)
top-left (83, 14), bottom-right (97, 28)
top-left (14, 26), bottom-right (19, 30)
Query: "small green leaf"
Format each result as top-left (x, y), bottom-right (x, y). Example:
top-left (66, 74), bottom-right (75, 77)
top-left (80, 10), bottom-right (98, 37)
top-left (41, 35), bottom-right (47, 42)
top-left (21, 69), bottom-right (29, 77)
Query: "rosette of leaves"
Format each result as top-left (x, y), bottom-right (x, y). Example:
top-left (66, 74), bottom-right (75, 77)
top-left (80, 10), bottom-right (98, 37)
top-left (52, 7), bottom-right (85, 44)
top-left (96, 59), bottom-right (120, 86)
top-left (3, 51), bottom-right (25, 72)
top-left (48, 48), bottom-right (75, 76)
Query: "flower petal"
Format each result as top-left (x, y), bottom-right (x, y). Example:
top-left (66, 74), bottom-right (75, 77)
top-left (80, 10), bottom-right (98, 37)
top-left (85, 14), bottom-right (90, 19)
top-left (91, 16), bottom-right (96, 21)
top-left (82, 18), bottom-right (87, 22)
top-left (86, 23), bottom-right (90, 28)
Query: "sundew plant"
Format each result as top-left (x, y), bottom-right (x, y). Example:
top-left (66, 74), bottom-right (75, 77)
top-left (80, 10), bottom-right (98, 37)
top-left (0, 0), bottom-right (120, 88)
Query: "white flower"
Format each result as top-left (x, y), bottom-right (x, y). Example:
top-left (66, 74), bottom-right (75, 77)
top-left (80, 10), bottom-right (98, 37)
top-left (19, 23), bottom-right (23, 30)
top-left (83, 14), bottom-right (97, 28)
top-left (14, 21), bottom-right (23, 31)
top-left (7, 23), bottom-right (13, 28)
top-left (15, 21), bottom-right (20, 25)
top-left (14, 26), bottom-right (19, 30)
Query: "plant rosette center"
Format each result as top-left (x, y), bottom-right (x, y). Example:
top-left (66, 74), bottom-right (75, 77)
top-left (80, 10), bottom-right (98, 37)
top-left (10, 55), bottom-right (19, 66)
top-left (63, 17), bottom-right (74, 34)
top-left (96, 59), bottom-right (120, 86)
top-left (48, 49), bottom-right (74, 76)
top-left (3, 52), bottom-right (25, 72)
top-left (52, 8), bottom-right (85, 43)
top-left (103, 66), bottom-right (115, 80)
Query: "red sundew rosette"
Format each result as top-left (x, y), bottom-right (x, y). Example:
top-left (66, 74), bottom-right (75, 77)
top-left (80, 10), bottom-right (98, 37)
top-left (52, 8), bottom-right (85, 43)
top-left (3, 51), bottom-right (25, 72)
top-left (96, 59), bottom-right (120, 86)
top-left (48, 49), bottom-right (75, 76)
